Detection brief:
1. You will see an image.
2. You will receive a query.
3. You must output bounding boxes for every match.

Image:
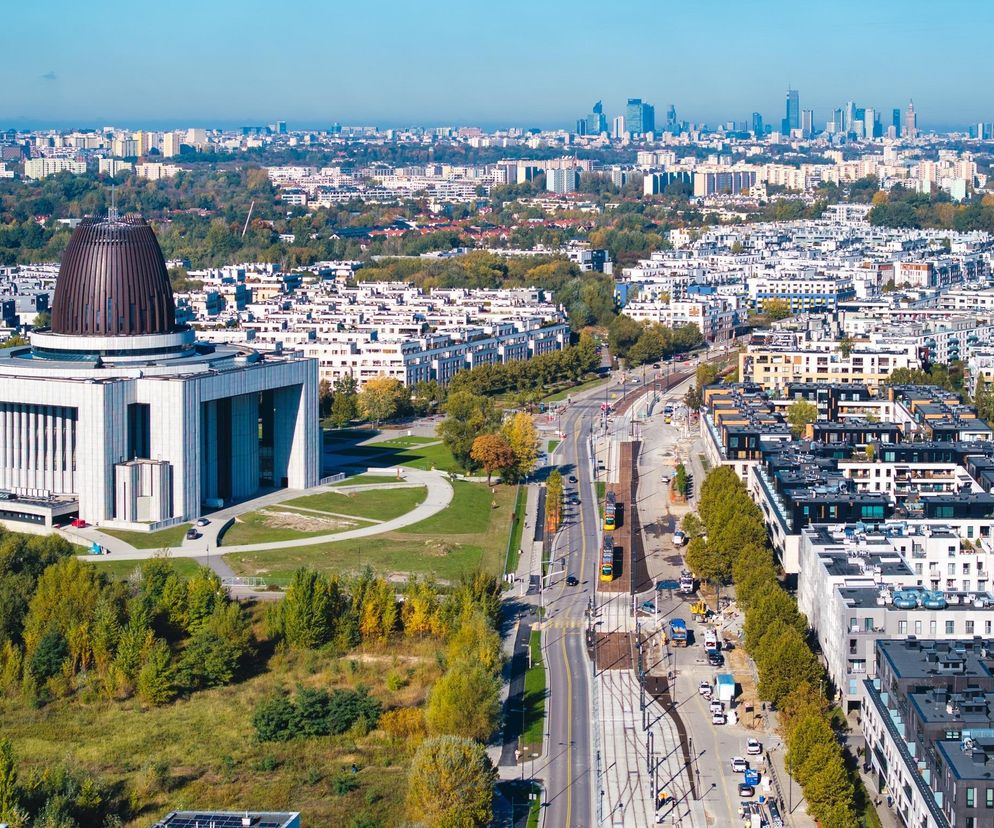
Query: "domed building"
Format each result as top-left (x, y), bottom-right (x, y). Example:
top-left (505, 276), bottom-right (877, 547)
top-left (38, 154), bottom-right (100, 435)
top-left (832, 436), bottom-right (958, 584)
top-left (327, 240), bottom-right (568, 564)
top-left (0, 214), bottom-right (319, 531)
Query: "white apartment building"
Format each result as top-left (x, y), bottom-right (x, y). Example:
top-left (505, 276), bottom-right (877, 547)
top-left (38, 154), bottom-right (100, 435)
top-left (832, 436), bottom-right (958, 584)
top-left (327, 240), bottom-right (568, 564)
top-left (23, 158), bottom-right (86, 179)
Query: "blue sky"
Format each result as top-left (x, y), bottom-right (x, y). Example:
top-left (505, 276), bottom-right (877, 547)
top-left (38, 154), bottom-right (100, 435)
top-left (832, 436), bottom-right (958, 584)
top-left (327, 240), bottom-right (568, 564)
top-left (3, 0), bottom-right (991, 130)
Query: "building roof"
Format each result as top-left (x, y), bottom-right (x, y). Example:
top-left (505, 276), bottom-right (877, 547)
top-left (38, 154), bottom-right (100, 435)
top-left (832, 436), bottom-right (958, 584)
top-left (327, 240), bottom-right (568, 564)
top-left (150, 811), bottom-right (300, 828)
top-left (51, 214), bottom-right (177, 337)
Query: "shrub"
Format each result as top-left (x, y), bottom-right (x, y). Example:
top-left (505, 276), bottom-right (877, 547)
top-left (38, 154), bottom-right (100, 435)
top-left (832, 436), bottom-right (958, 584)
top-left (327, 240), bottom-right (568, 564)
top-left (252, 692), bottom-right (297, 742)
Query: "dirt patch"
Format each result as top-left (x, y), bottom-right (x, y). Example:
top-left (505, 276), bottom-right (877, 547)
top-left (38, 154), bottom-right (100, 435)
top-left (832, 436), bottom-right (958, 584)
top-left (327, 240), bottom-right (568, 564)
top-left (592, 632), bottom-right (634, 670)
top-left (253, 509), bottom-right (356, 533)
top-left (728, 646), bottom-right (763, 731)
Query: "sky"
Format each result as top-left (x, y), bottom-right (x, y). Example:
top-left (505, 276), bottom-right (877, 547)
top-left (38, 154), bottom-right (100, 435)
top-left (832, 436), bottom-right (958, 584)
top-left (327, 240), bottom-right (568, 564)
top-left (2, 0), bottom-right (992, 131)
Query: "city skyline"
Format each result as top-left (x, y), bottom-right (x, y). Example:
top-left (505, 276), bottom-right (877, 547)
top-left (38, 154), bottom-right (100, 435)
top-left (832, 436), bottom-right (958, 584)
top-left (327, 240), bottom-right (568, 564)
top-left (3, 0), bottom-right (993, 130)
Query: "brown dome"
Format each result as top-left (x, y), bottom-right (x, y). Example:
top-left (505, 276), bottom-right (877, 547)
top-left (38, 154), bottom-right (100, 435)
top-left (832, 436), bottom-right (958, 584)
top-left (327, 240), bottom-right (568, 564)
top-left (51, 215), bottom-right (177, 337)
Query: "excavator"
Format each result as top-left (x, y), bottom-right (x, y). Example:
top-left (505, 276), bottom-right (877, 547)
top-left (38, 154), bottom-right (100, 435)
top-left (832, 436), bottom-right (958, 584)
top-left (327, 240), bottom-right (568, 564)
top-left (690, 600), bottom-right (710, 622)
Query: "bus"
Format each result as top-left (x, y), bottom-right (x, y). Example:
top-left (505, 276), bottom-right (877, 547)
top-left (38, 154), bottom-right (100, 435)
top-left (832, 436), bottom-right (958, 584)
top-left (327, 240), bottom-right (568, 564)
top-left (600, 534), bottom-right (615, 582)
top-left (604, 490), bottom-right (617, 531)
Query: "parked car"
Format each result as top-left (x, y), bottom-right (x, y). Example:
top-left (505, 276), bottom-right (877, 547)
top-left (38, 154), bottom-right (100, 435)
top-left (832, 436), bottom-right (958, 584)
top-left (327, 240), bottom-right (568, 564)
top-left (707, 651), bottom-right (725, 667)
top-left (566, 575), bottom-right (579, 587)
top-left (711, 712), bottom-right (726, 725)
top-left (698, 681), bottom-right (712, 697)
top-left (672, 530), bottom-right (687, 546)
top-left (737, 783), bottom-right (755, 798)
top-left (568, 475), bottom-right (577, 483)
top-left (730, 757), bottom-right (748, 774)
top-left (639, 600), bottom-right (656, 614)
top-left (652, 363), bottom-right (661, 369)
top-left (196, 517), bottom-right (210, 527)
top-left (185, 528), bottom-right (199, 540)
top-left (709, 700), bottom-right (724, 715)
top-left (746, 738), bottom-right (763, 756)
top-left (70, 518), bottom-right (87, 528)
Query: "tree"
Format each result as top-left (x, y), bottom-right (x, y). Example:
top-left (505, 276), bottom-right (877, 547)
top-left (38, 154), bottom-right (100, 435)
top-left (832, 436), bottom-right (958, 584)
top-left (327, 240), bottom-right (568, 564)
top-left (673, 464), bottom-right (689, 498)
top-left (684, 385), bottom-right (703, 411)
top-left (500, 412), bottom-right (539, 481)
top-left (695, 362), bottom-right (719, 390)
top-left (545, 468), bottom-right (564, 532)
top-left (252, 691), bottom-right (297, 742)
top-left (425, 663), bottom-right (501, 742)
top-left (786, 399), bottom-right (818, 437)
top-left (358, 375), bottom-right (409, 425)
top-left (838, 336), bottom-right (855, 358)
top-left (271, 568), bottom-right (335, 649)
top-left (437, 391), bottom-right (499, 470)
top-left (137, 639), bottom-right (176, 705)
top-left (318, 378), bottom-right (333, 418)
top-left (761, 298), bottom-right (792, 320)
top-left (785, 713), bottom-right (835, 778)
top-left (469, 434), bottom-right (514, 485)
top-left (756, 626), bottom-right (822, 706)
top-left (976, 376), bottom-right (994, 423)
top-left (446, 612), bottom-right (503, 675)
top-left (0, 737), bottom-right (19, 817)
top-left (607, 314), bottom-right (643, 362)
top-left (680, 512), bottom-right (706, 539)
top-left (29, 628), bottom-right (68, 682)
top-left (325, 687), bottom-right (381, 734)
top-left (406, 735), bottom-right (496, 828)
top-left (330, 375), bottom-right (359, 427)
top-left (175, 628), bottom-right (242, 691)
top-left (884, 367), bottom-right (931, 386)
top-left (744, 586), bottom-right (807, 652)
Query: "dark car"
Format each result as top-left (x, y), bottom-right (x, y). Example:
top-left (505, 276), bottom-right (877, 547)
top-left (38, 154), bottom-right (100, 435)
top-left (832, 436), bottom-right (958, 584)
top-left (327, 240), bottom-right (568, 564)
top-left (707, 652), bottom-right (725, 667)
top-left (565, 575), bottom-right (579, 587)
top-left (185, 528), bottom-right (199, 540)
top-left (568, 475), bottom-right (577, 483)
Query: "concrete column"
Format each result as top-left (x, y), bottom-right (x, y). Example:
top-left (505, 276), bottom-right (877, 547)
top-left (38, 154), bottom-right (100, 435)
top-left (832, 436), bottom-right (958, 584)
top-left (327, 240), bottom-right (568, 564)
top-left (229, 392), bottom-right (260, 501)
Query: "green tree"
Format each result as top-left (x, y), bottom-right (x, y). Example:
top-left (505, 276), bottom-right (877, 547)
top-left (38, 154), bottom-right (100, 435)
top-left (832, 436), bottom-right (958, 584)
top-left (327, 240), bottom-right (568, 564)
top-left (607, 314), bottom-right (643, 362)
top-left (680, 512), bottom-right (706, 539)
top-left (838, 336), bottom-right (855, 358)
top-left (786, 399), bottom-right (819, 437)
top-left (437, 391), bottom-right (499, 470)
top-left (425, 664), bottom-right (501, 742)
top-left (884, 367), bottom-right (931, 385)
top-left (252, 691), bottom-right (297, 742)
top-left (0, 737), bottom-right (19, 817)
top-left (137, 639), bottom-right (176, 705)
top-left (272, 568), bottom-right (335, 649)
top-left (785, 713), bottom-right (835, 778)
top-left (330, 375), bottom-right (359, 427)
top-left (29, 629), bottom-right (68, 682)
top-left (744, 586), bottom-right (807, 652)
top-left (695, 362), bottom-right (719, 390)
top-left (326, 687), bottom-right (382, 734)
top-left (406, 735), bottom-right (496, 828)
top-left (446, 612), bottom-right (503, 675)
top-left (756, 626), bottom-right (822, 706)
top-left (684, 385), bottom-right (703, 411)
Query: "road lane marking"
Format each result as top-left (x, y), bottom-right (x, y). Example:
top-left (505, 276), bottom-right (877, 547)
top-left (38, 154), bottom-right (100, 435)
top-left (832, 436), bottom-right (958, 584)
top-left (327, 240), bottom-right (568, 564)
top-left (562, 627), bottom-right (573, 828)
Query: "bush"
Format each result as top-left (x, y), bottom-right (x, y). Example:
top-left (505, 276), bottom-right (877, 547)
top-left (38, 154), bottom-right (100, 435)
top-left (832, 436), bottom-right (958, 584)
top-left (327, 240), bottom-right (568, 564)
top-left (327, 687), bottom-right (382, 735)
top-left (252, 692), bottom-right (297, 742)
top-left (29, 629), bottom-right (67, 681)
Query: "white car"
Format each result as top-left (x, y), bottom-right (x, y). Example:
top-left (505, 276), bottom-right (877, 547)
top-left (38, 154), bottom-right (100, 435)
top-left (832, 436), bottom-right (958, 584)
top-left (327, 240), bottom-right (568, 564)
top-left (746, 738), bottom-right (763, 756)
top-left (711, 712), bottom-right (726, 725)
top-left (709, 700), bottom-right (724, 715)
top-left (672, 530), bottom-right (687, 546)
top-left (698, 681), bottom-right (712, 697)
top-left (731, 757), bottom-right (748, 774)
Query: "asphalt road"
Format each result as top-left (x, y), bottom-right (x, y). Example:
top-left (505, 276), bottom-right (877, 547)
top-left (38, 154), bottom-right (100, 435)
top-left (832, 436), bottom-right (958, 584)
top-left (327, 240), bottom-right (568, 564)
top-left (541, 393), bottom-right (601, 828)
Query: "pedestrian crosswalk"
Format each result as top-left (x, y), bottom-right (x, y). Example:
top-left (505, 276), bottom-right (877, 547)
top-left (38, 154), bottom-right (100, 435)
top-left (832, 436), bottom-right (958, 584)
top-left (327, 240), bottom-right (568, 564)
top-left (541, 618), bottom-right (584, 630)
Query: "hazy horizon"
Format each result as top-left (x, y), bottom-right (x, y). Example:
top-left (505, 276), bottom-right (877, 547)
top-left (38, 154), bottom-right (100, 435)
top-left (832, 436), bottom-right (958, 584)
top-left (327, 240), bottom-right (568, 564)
top-left (4, 0), bottom-right (993, 130)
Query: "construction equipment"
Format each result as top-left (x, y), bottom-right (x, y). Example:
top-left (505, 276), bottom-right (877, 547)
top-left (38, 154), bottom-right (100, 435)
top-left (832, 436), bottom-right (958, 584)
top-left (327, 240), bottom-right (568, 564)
top-left (690, 600), bottom-right (709, 621)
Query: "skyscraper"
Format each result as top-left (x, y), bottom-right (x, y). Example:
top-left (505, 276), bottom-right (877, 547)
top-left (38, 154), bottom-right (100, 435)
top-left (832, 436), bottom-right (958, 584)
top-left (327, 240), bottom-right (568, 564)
top-left (584, 101), bottom-right (608, 136)
top-left (904, 100), bottom-right (918, 139)
top-left (751, 112), bottom-right (764, 136)
top-left (801, 109), bottom-right (814, 138)
top-left (612, 115), bottom-right (626, 140)
top-left (625, 99), bottom-right (655, 137)
top-left (892, 109), bottom-right (902, 137)
top-left (782, 88), bottom-right (799, 134)
top-left (665, 104), bottom-right (677, 130)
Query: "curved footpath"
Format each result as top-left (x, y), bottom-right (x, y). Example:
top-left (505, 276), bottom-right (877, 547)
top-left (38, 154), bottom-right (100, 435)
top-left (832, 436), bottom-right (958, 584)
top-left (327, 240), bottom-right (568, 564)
top-left (69, 466), bottom-right (454, 562)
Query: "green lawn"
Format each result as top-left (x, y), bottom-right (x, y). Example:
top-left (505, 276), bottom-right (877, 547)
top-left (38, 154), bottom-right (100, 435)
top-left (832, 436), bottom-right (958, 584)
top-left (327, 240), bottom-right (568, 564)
top-left (547, 439), bottom-right (560, 454)
top-left (595, 481), bottom-right (606, 519)
top-left (542, 375), bottom-right (609, 403)
top-left (322, 427), bottom-right (380, 441)
top-left (368, 436), bottom-right (438, 447)
top-left (504, 485), bottom-right (527, 574)
top-left (221, 487), bottom-right (427, 547)
top-left (84, 556), bottom-right (205, 581)
top-left (224, 481), bottom-right (517, 582)
top-left (285, 486), bottom-right (427, 522)
top-left (520, 630), bottom-right (546, 755)
top-left (329, 473), bottom-right (404, 486)
top-left (99, 523), bottom-right (192, 549)
top-left (329, 442), bottom-right (462, 473)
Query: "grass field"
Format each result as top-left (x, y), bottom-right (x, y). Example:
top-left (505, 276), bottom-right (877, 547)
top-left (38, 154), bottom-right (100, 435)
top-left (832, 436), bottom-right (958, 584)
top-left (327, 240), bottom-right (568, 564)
top-left (504, 486), bottom-right (526, 574)
top-left (329, 442), bottom-right (462, 474)
top-left (330, 474), bottom-right (404, 486)
top-left (547, 439), bottom-right (560, 454)
top-left (286, 486), bottom-right (427, 522)
top-left (99, 523), bottom-right (192, 549)
top-left (0, 604), bottom-right (442, 827)
top-left (220, 487), bottom-right (428, 547)
top-left (224, 481), bottom-right (516, 583)
top-left (322, 427), bottom-right (380, 441)
top-left (84, 556), bottom-right (205, 581)
top-left (368, 436), bottom-right (438, 448)
top-left (520, 630), bottom-right (546, 755)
